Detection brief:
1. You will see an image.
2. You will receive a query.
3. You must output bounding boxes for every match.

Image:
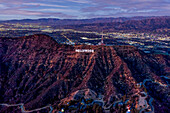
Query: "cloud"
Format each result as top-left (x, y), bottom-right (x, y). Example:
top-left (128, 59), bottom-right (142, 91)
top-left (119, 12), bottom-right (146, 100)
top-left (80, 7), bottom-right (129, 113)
top-left (0, 9), bottom-right (77, 18)
top-left (23, 3), bottom-right (67, 8)
top-left (66, 0), bottom-right (90, 4)
top-left (0, 0), bottom-right (76, 19)
top-left (0, 0), bottom-right (33, 5)
top-left (0, 4), bottom-right (8, 9)
top-left (90, 0), bottom-right (170, 10)
top-left (80, 0), bottom-right (170, 18)
top-left (40, 8), bottom-right (78, 13)
top-left (0, 0), bottom-right (169, 19)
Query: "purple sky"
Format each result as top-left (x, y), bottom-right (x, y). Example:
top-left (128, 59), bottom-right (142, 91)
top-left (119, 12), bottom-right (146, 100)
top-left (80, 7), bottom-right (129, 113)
top-left (0, 0), bottom-right (170, 20)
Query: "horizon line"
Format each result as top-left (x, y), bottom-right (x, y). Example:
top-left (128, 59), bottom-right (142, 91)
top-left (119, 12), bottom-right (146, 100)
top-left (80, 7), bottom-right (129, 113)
top-left (0, 15), bottom-right (170, 21)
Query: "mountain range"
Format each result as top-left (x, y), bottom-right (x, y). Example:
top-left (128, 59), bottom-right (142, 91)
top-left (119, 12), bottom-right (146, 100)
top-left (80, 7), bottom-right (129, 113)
top-left (0, 16), bottom-right (154, 25)
top-left (62, 16), bottom-right (170, 33)
top-left (1, 16), bottom-right (169, 35)
top-left (0, 34), bottom-right (169, 112)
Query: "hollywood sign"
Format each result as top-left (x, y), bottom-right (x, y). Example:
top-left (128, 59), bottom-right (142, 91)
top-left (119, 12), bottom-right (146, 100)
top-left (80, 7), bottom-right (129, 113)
top-left (75, 49), bottom-right (94, 53)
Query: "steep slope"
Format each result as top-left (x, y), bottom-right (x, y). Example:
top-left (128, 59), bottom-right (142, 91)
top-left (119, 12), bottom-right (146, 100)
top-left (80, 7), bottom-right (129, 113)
top-left (0, 34), bottom-right (169, 113)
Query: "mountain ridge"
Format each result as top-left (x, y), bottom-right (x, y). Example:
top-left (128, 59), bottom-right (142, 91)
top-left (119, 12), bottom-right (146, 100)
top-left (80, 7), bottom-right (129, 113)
top-left (62, 16), bottom-right (170, 33)
top-left (1, 16), bottom-right (169, 26)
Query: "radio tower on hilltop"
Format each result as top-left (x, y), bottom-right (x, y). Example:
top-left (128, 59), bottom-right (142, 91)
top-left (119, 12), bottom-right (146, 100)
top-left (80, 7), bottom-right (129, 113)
top-left (98, 32), bottom-right (105, 45)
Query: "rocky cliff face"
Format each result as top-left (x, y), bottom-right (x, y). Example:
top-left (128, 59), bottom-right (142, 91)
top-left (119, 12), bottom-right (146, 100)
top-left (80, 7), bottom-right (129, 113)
top-left (0, 34), bottom-right (169, 112)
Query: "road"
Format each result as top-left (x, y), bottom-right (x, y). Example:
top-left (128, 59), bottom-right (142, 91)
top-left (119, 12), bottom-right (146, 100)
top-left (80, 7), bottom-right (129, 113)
top-left (0, 103), bottom-right (53, 113)
top-left (143, 79), bottom-right (167, 87)
top-left (140, 79), bottom-right (156, 113)
top-left (148, 98), bottom-right (154, 113)
top-left (0, 78), bottom-right (166, 113)
top-left (160, 76), bottom-right (170, 80)
top-left (78, 79), bottom-right (157, 112)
